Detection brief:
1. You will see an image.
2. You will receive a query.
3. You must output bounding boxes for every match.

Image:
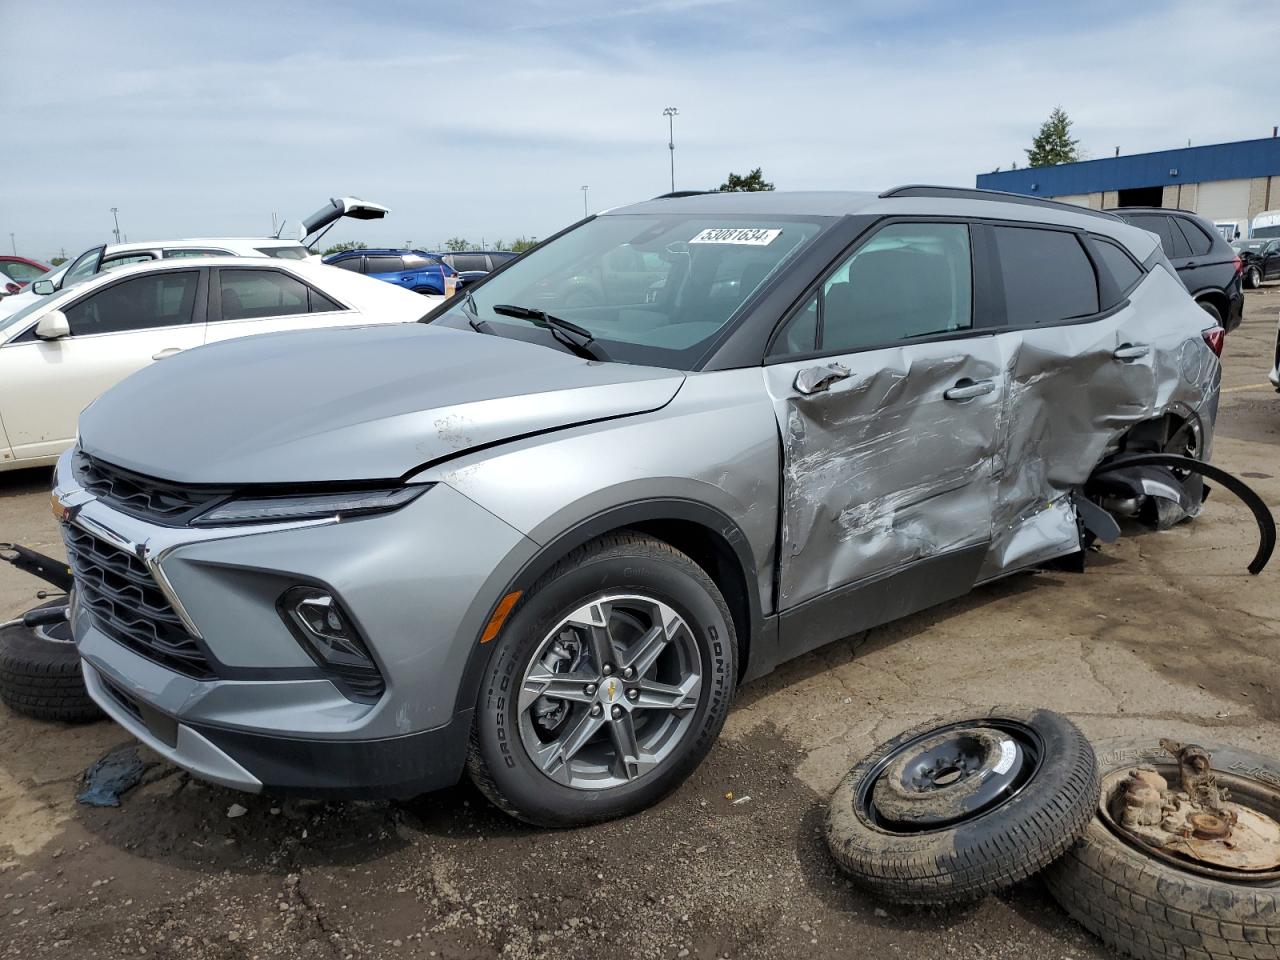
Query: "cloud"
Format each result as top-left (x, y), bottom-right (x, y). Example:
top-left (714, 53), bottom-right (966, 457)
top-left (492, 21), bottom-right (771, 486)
top-left (1, 0), bottom-right (1275, 259)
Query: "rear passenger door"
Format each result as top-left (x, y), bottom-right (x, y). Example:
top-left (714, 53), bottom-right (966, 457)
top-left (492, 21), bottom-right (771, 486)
top-left (365, 255), bottom-right (408, 286)
top-left (1170, 216), bottom-right (1223, 295)
top-left (204, 267), bottom-right (355, 344)
top-left (981, 223), bottom-right (1156, 578)
top-left (1264, 241), bottom-right (1280, 280)
top-left (764, 219), bottom-right (1006, 658)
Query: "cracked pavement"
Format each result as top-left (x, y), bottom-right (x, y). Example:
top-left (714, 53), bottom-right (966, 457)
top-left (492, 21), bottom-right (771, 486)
top-left (1, 287), bottom-right (1278, 959)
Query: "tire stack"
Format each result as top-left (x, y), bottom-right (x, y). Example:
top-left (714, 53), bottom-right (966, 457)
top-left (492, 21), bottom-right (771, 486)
top-left (825, 712), bottom-right (1280, 959)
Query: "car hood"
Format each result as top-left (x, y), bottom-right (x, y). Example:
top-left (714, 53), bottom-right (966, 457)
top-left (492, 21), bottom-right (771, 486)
top-left (78, 323), bottom-right (686, 485)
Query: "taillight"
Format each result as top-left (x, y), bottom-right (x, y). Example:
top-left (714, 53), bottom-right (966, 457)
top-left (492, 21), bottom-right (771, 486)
top-left (1233, 255), bottom-right (1244, 276)
top-left (3, 282), bottom-right (18, 295)
top-left (1202, 325), bottom-right (1225, 357)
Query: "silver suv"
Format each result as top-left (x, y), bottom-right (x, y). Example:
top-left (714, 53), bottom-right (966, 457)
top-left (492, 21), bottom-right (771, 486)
top-left (53, 187), bottom-right (1221, 826)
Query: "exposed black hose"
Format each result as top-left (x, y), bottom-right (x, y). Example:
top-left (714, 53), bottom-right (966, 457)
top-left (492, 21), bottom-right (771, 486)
top-left (1091, 455), bottom-right (1275, 575)
top-left (0, 542), bottom-right (74, 592)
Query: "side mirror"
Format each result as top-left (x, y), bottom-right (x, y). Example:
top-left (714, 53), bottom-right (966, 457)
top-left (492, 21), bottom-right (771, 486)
top-left (34, 310), bottom-right (71, 341)
top-left (31, 279), bottom-right (56, 296)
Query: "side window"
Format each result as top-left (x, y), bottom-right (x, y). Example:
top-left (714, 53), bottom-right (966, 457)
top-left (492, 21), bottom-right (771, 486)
top-left (331, 257), bottom-right (363, 272)
top-left (454, 254), bottom-right (489, 272)
top-left (1173, 218), bottom-right (1213, 257)
top-left (1092, 238), bottom-right (1144, 299)
top-left (3, 262), bottom-right (47, 283)
top-left (163, 248), bottom-right (230, 259)
top-left (1164, 216), bottom-right (1192, 259)
top-left (365, 256), bottom-right (403, 274)
top-left (771, 222), bottom-right (972, 357)
top-left (309, 288), bottom-right (343, 313)
top-left (1128, 215), bottom-right (1179, 259)
top-left (101, 253), bottom-right (156, 272)
top-left (63, 272), bottom-right (199, 336)
top-left (219, 269), bottom-right (309, 321)
top-left (822, 222), bottom-right (972, 353)
top-left (994, 226), bottom-right (1099, 324)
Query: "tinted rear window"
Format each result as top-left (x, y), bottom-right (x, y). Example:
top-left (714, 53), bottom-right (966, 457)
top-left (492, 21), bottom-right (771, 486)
top-left (1093, 238), bottom-right (1144, 299)
top-left (994, 226), bottom-right (1099, 324)
top-left (1173, 217), bottom-right (1214, 257)
top-left (366, 256), bottom-right (403, 274)
top-left (453, 254), bottom-right (489, 272)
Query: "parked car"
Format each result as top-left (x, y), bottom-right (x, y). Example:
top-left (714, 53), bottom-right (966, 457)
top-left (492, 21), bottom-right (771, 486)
top-left (0, 268), bottom-right (21, 298)
top-left (324, 249), bottom-right (457, 297)
top-left (0, 256), bottom-right (427, 472)
top-left (1107, 207), bottom-right (1244, 332)
top-left (0, 255), bottom-right (51, 287)
top-left (1212, 219), bottom-right (1245, 242)
top-left (1232, 237), bottom-right (1280, 288)
top-left (0, 195), bottom-right (390, 322)
top-left (54, 187), bottom-right (1220, 827)
top-left (428, 250), bottom-right (518, 289)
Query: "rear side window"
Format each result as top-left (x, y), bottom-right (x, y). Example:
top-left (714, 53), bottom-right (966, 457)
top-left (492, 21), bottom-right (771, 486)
top-left (219, 269), bottom-right (309, 320)
top-left (453, 254), bottom-right (489, 272)
top-left (366, 256), bottom-right (403, 274)
top-left (1092, 238), bottom-right (1144, 299)
top-left (1128, 214), bottom-right (1184, 259)
top-left (1173, 217), bottom-right (1214, 257)
top-left (994, 226), bottom-right (1099, 324)
top-left (331, 257), bottom-right (362, 272)
top-left (101, 253), bottom-right (155, 272)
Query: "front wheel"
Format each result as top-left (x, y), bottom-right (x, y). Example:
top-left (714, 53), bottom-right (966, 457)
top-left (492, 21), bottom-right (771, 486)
top-left (1247, 266), bottom-right (1262, 289)
top-left (467, 533), bottom-right (737, 827)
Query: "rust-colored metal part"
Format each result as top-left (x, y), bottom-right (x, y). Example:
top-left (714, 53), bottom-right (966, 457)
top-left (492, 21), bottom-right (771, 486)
top-left (1101, 741), bottom-right (1280, 879)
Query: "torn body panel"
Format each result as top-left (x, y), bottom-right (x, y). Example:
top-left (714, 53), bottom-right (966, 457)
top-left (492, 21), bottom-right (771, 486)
top-left (765, 337), bottom-right (1004, 608)
top-left (978, 266), bottom-right (1220, 580)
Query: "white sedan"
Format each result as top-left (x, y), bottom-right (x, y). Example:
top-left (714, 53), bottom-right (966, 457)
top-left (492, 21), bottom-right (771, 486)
top-left (0, 256), bottom-right (435, 473)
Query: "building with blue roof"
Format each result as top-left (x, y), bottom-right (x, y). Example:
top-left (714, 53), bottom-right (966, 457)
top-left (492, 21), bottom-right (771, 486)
top-left (976, 135), bottom-right (1280, 239)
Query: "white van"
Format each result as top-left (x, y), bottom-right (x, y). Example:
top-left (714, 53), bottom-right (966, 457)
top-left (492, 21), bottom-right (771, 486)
top-left (1251, 210), bottom-right (1280, 239)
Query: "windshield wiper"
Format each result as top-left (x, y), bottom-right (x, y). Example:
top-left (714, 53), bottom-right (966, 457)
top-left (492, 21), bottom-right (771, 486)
top-left (491, 304), bottom-right (611, 362)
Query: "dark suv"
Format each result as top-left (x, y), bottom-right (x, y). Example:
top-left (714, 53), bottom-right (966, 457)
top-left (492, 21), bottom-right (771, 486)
top-left (1107, 208), bottom-right (1244, 332)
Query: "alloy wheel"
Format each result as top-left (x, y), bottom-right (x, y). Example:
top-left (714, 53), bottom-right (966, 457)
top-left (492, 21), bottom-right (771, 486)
top-left (517, 594), bottom-right (703, 791)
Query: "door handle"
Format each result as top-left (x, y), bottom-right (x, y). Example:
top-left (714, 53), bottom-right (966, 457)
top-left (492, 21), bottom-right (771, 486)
top-left (152, 347), bottom-right (183, 360)
top-left (943, 378), bottom-right (995, 402)
top-left (1183, 261), bottom-right (1198, 268)
top-left (794, 362), bottom-right (851, 395)
top-left (1112, 344), bottom-right (1150, 362)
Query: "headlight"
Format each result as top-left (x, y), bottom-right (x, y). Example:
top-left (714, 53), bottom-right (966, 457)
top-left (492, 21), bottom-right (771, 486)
top-left (193, 485), bottom-right (428, 526)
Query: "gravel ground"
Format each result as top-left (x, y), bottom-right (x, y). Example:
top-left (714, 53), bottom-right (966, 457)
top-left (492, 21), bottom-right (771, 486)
top-left (1, 286), bottom-right (1278, 960)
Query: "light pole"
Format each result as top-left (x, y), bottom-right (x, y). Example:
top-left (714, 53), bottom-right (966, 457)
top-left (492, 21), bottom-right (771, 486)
top-left (663, 106), bottom-right (679, 193)
top-left (110, 207), bottom-right (121, 244)
top-left (581, 185), bottom-right (589, 217)
top-left (8, 233), bottom-right (14, 256)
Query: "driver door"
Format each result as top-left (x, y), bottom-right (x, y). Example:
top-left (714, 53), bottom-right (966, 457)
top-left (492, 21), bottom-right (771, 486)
top-left (0, 269), bottom-right (206, 463)
top-left (763, 220), bottom-right (1005, 659)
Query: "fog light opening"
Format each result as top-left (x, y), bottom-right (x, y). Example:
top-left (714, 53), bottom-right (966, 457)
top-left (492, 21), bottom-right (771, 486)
top-left (278, 586), bottom-right (385, 702)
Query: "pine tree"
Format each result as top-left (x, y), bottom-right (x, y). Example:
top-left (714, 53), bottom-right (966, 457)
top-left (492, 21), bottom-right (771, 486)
top-left (1025, 108), bottom-right (1081, 167)
top-left (719, 168), bottom-right (775, 192)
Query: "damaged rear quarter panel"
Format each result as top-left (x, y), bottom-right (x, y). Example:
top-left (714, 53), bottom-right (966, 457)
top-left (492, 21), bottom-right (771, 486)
top-left (979, 263), bottom-right (1221, 578)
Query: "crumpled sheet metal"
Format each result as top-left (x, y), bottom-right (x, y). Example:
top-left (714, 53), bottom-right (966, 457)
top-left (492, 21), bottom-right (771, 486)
top-left (776, 269), bottom-right (1218, 605)
top-left (778, 342), bottom-right (1001, 606)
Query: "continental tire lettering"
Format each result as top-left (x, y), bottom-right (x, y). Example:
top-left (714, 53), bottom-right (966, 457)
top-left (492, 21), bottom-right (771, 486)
top-left (1229, 761), bottom-right (1280, 787)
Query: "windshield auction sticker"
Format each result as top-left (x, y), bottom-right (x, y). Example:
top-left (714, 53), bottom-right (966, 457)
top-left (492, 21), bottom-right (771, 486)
top-left (688, 227), bottom-right (782, 246)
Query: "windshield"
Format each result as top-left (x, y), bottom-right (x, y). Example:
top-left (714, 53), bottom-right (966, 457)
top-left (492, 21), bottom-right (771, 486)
top-left (1233, 240), bottom-right (1269, 253)
top-left (439, 213), bottom-right (828, 368)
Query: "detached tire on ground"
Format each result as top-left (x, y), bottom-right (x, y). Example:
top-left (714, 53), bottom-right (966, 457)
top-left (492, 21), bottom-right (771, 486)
top-left (0, 601), bottom-right (101, 723)
top-left (468, 532), bottom-right (737, 827)
top-left (1045, 737), bottom-right (1280, 960)
top-left (825, 707), bottom-right (1099, 904)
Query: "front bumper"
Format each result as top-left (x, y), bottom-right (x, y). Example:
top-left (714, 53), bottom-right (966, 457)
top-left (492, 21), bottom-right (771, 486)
top-left (54, 449), bottom-right (538, 797)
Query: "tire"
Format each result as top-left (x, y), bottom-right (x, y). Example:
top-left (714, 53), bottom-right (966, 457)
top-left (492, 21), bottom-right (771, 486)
top-left (411, 286), bottom-right (442, 296)
top-left (0, 601), bottom-right (101, 723)
top-left (1045, 736), bottom-right (1280, 960)
top-left (1248, 266), bottom-right (1262, 289)
top-left (1198, 300), bottom-right (1224, 325)
top-left (825, 707), bottom-right (1099, 904)
top-left (467, 532), bottom-right (737, 827)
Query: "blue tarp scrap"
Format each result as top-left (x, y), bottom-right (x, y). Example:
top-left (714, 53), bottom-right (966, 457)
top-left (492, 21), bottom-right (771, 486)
top-left (76, 744), bottom-right (155, 807)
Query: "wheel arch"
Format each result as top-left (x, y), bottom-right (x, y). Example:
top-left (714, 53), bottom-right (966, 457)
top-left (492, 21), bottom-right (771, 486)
top-left (1191, 287), bottom-right (1229, 321)
top-left (451, 498), bottom-right (763, 719)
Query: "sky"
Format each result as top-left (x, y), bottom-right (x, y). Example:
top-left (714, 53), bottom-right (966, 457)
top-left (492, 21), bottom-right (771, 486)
top-left (2, 0), bottom-right (1276, 261)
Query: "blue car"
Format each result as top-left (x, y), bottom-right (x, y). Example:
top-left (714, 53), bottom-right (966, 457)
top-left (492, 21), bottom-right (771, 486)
top-left (324, 249), bottom-right (456, 296)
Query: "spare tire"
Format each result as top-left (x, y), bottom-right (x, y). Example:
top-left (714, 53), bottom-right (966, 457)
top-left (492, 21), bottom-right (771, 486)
top-left (825, 707), bottom-right (1098, 904)
top-left (0, 600), bottom-right (101, 723)
top-left (1045, 736), bottom-right (1280, 960)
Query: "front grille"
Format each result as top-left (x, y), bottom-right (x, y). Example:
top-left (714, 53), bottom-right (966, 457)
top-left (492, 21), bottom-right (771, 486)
top-left (63, 524), bottom-right (215, 679)
top-left (74, 451), bottom-right (229, 527)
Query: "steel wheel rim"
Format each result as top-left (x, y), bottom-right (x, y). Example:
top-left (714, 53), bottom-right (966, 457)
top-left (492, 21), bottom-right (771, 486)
top-left (517, 593), bottom-right (704, 791)
top-left (856, 719), bottom-right (1044, 834)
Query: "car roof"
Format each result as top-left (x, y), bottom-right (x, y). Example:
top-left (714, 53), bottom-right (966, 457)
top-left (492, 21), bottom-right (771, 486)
top-left (609, 187), bottom-right (1158, 258)
top-left (104, 237), bottom-right (308, 253)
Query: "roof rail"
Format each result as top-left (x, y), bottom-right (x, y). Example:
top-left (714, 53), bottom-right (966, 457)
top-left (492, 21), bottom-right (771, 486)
top-left (880, 184), bottom-right (1123, 221)
top-left (1103, 206), bottom-right (1198, 216)
top-left (652, 190), bottom-right (718, 199)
